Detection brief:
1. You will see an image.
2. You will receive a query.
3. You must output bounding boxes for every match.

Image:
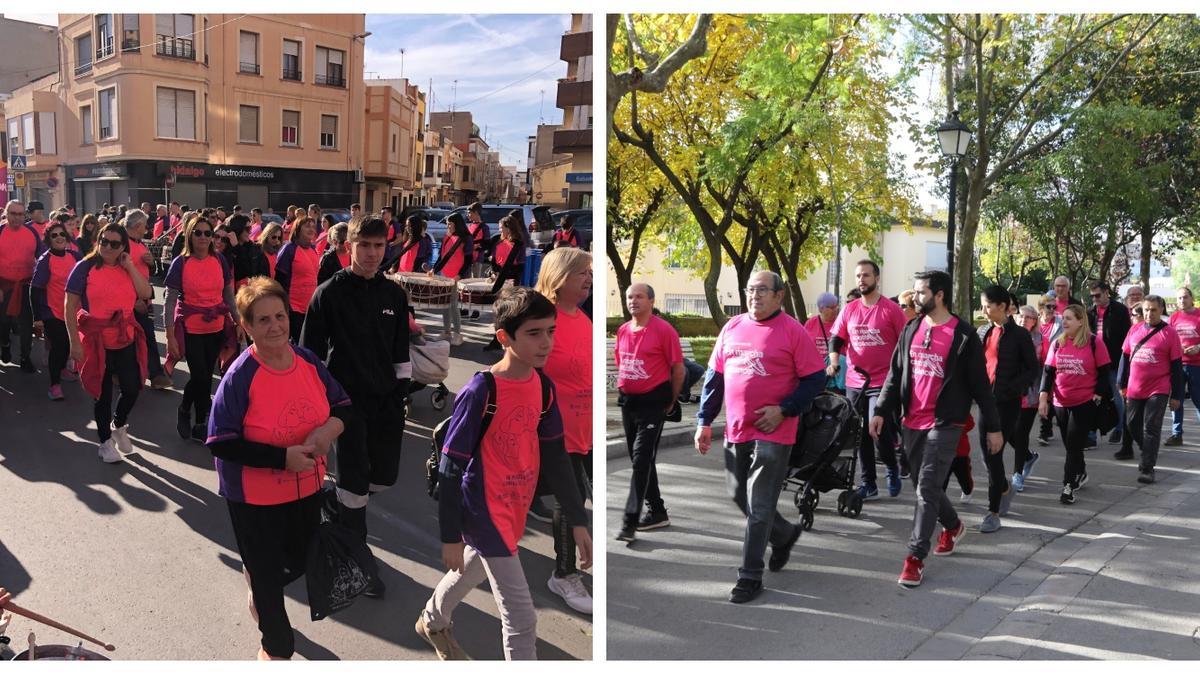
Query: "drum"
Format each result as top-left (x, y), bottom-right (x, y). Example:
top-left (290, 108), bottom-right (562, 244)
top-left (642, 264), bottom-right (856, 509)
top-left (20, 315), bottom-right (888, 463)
top-left (392, 272), bottom-right (456, 308)
top-left (458, 279), bottom-right (496, 307)
top-left (11, 643), bottom-right (110, 661)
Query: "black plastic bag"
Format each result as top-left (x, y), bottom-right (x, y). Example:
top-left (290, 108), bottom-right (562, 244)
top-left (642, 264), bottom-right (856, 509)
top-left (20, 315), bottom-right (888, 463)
top-left (306, 518), bottom-right (377, 621)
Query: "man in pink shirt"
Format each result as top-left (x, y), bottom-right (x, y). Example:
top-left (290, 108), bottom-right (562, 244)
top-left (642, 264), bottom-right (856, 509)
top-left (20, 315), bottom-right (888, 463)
top-left (696, 271), bottom-right (826, 603)
top-left (0, 200), bottom-right (45, 371)
top-left (1052, 276), bottom-right (1081, 318)
top-left (827, 260), bottom-right (909, 499)
top-left (1168, 287), bottom-right (1200, 445)
top-left (872, 271), bottom-right (1002, 588)
top-left (1118, 295), bottom-right (1184, 483)
top-left (615, 283), bottom-right (684, 544)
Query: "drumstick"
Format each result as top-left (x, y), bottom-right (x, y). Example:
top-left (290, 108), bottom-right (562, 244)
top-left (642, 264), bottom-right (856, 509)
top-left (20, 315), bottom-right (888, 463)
top-left (5, 601), bottom-right (116, 652)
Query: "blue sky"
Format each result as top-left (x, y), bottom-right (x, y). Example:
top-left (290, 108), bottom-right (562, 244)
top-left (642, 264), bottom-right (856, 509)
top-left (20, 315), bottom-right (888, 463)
top-left (9, 13), bottom-right (574, 170)
top-left (363, 14), bottom-right (573, 170)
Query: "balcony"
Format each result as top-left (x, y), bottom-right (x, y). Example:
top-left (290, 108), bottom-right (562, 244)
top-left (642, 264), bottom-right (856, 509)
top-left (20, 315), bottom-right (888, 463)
top-left (156, 35), bottom-right (195, 60)
top-left (552, 128), bottom-right (592, 154)
top-left (282, 67), bottom-right (301, 81)
top-left (95, 40), bottom-right (114, 60)
top-left (315, 73), bottom-right (345, 88)
top-left (74, 61), bottom-right (93, 78)
top-left (239, 62), bottom-right (260, 75)
top-left (556, 79), bottom-right (591, 108)
top-left (560, 30), bottom-right (592, 61)
top-left (121, 38), bottom-right (139, 53)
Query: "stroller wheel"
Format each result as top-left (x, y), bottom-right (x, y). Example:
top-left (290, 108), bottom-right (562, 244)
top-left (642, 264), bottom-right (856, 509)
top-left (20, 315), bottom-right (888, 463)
top-left (798, 505), bottom-right (815, 531)
top-left (430, 386), bottom-right (448, 411)
top-left (837, 490), bottom-right (850, 516)
top-left (806, 491), bottom-right (819, 510)
top-left (847, 493), bottom-right (864, 519)
top-left (793, 490), bottom-right (804, 508)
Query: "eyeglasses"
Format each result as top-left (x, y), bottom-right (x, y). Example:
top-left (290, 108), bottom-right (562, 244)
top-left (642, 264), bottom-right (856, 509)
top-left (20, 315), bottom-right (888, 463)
top-left (1089, 293), bottom-right (1102, 299)
top-left (49, 232), bottom-right (68, 240)
top-left (192, 230), bottom-right (213, 238)
top-left (99, 239), bottom-right (124, 249)
top-left (7, 211), bottom-right (25, 217)
top-left (744, 286), bottom-right (777, 296)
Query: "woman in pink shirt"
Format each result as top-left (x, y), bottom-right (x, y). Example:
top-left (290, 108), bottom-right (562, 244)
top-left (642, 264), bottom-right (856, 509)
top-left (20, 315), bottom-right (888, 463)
top-left (165, 216), bottom-right (239, 442)
top-left (30, 221), bottom-right (83, 400)
top-left (1038, 305), bottom-right (1112, 503)
top-left (273, 216), bottom-right (320, 344)
top-left (534, 246), bottom-right (593, 614)
top-left (65, 223), bottom-right (153, 463)
top-left (1118, 296), bottom-right (1184, 483)
top-left (259, 223), bottom-right (283, 278)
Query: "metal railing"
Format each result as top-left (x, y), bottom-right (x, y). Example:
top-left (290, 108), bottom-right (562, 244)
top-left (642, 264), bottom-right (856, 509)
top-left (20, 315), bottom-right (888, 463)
top-left (239, 62), bottom-right (260, 74)
top-left (74, 62), bottom-right (93, 77)
top-left (282, 67), bottom-right (301, 81)
top-left (315, 73), bottom-right (345, 87)
top-left (156, 35), bottom-right (195, 60)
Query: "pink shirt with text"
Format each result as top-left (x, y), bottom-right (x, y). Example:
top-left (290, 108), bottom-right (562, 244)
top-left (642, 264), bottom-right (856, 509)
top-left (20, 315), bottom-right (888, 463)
top-left (830, 296), bottom-right (907, 389)
top-left (803, 315), bottom-right (834, 361)
top-left (615, 315), bottom-right (682, 395)
top-left (1122, 321), bottom-right (1182, 399)
top-left (904, 316), bottom-right (958, 430)
top-left (710, 311), bottom-right (826, 445)
top-left (1047, 337), bottom-right (1110, 408)
top-left (1169, 307), bottom-right (1200, 366)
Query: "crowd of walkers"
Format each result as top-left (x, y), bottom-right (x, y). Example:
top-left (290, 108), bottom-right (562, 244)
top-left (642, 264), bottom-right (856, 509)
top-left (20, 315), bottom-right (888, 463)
top-left (614, 260), bottom-right (1190, 601)
top-left (0, 197), bottom-right (593, 660)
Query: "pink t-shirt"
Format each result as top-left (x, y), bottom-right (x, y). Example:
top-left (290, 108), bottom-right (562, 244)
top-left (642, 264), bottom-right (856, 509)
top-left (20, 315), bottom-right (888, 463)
top-left (1056, 298), bottom-right (1069, 317)
top-left (830, 296), bottom-right (907, 390)
top-left (31, 250), bottom-right (82, 321)
top-left (66, 261), bottom-right (138, 350)
top-left (904, 316), bottom-right (959, 430)
top-left (1169, 308), bottom-right (1200, 366)
top-left (803, 315), bottom-right (834, 361)
top-left (710, 311), bottom-right (826, 445)
top-left (543, 307), bottom-right (592, 454)
top-left (615, 315), bottom-right (682, 395)
top-left (166, 255), bottom-right (230, 334)
top-left (1095, 303), bottom-right (1107, 341)
top-left (128, 239), bottom-right (152, 282)
top-left (0, 224), bottom-right (40, 281)
top-left (1122, 321), bottom-right (1182, 399)
top-left (1047, 337), bottom-right (1110, 408)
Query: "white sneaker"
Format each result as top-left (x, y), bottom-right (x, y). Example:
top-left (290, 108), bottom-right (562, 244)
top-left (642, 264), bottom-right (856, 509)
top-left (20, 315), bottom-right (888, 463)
top-left (547, 573), bottom-right (592, 614)
top-left (450, 332), bottom-right (464, 346)
top-left (97, 438), bottom-right (122, 463)
top-left (111, 424), bottom-right (133, 454)
top-left (959, 489), bottom-right (973, 504)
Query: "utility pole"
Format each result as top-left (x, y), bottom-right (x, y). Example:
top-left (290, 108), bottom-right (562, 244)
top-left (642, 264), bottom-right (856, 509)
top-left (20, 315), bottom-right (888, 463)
top-left (399, 47), bottom-right (405, 80)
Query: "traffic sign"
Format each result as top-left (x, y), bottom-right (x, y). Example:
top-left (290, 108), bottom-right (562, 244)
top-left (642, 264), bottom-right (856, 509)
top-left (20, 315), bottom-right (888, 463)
top-left (535, 192), bottom-right (543, 200)
top-left (9, 155), bottom-right (27, 170)
top-left (13, 172), bottom-right (25, 188)
top-left (46, 177), bottom-right (58, 188)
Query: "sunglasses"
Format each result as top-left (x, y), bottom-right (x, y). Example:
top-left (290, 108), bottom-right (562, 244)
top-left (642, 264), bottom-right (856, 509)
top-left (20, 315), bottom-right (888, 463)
top-left (192, 230), bottom-right (213, 237)
top-left (1090, 293), bottom-right (1102, 299)
top-left (49, 232), bottom-right (68, 240)
top-left (99, 239), bottom-right (124, 249)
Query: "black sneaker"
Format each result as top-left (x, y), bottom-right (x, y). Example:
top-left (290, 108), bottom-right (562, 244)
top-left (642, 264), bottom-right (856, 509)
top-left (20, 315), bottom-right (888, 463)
top-left (19, 358), bottom-right (36, 373)
top-left (0, 347), bottom-right (10, 364)
top-left (637, 511), bottom-right (670, 531)
top-left (1076, 472), bottom-right (1089, 490)
top-left (768, 525), bottom-right (801, 572)
top-left (1137, 469), bottom-right (1156, 484)
top-left (362, 576), bottom-right (386, 599)
top-left (729, 578), bottom-right (763, 604)
top-left (1113, 449), bottom-right (1134, 460)
top-left (1165, 434), bottom-right (1183, 446)
top-left (528, 498), bottom-right (553, 524)
top-left (616, 524), bottom-right (636, 544)
top-left (177, 408), bottom-right (192, 439)
top-left (1107, 430), bottom-right (1123, 444)
top-left (190, 423), bottom-right (207, 443)
top-left (1060, 484), bottom-right (1076, 504)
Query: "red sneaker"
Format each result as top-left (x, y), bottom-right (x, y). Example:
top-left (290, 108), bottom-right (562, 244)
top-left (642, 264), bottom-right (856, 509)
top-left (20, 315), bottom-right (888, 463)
top-left (932, 521), bottom-right (966, 556)
top-left (898, 555), bottom-right (924, 588)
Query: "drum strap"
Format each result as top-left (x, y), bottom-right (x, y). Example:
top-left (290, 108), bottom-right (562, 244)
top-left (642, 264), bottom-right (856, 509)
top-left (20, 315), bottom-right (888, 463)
top-left (438, 238), bottom-right (465, 267)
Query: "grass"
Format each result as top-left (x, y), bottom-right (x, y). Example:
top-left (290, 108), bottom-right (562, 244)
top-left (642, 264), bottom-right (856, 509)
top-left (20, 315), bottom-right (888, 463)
top-left (688, 337), bottom-right (717, 365)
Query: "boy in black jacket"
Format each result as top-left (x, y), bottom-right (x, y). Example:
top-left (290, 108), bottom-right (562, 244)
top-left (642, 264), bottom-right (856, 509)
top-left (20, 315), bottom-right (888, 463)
top-left (873, 271), bottom-right (1002, 589)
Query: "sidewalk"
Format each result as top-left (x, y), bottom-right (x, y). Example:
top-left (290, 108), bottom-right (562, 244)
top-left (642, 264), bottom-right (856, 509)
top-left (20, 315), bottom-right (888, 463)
top-left (605, 394), bottom-right (722, 460)
top-left (607, 413), bottom-right (1200, 660)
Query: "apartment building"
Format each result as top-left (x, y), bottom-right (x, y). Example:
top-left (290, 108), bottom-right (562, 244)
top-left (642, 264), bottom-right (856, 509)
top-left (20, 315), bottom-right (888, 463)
top-left (14, 13), bottom-right (368, 213)
top-left (554, 13), bottom-right (592, 209)
top-left (363, 77), bottom-right (426, 213)
top-left (428, 110), bottom-right (490, 204)
top-left (0, 15), bottom-right (58, 95)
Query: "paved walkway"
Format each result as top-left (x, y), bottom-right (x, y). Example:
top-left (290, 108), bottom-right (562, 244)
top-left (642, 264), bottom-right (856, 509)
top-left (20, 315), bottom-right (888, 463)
top-left (607, 411), bottom-right (1200, 660)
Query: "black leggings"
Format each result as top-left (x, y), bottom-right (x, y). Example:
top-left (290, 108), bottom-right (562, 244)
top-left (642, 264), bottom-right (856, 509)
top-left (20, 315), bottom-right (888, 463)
top-left (182, 330), bottom-right (223, 420)
top-left (978, 398), bottom-right (1021, 513)
top-left (1055, 401), bottom-right (1097, 487)
top-left (941, 455), bottom-right (973, 494)
top-left (44, 317), bottom-right (70, 386)
top-left (553, 453), bottom-right (593, 577)
top-left (1013, 407), bottom-right (1039, 475)
top-left (95, 343), bottom-right (142, 442)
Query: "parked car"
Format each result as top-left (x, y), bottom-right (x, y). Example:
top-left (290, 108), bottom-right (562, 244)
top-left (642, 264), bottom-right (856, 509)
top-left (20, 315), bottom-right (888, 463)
top-left (323, 208), bottom-right (352, 225)
top-left (400, 207), bottom-right (452, 239)
top-left (549, 209), bottom-right (593, 250)
top-left (260, 213), bottom-right (284, 226)
top-left (438, 204), bottom-right (553, 242)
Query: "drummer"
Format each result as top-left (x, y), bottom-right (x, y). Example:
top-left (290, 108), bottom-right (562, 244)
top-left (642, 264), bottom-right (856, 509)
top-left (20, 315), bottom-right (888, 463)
top-left (482, 214), bottom-right (528, 349)
top-left (430, 213), bottom-right (472, 347)
top-left (390, 216), bottom-right (433, 273)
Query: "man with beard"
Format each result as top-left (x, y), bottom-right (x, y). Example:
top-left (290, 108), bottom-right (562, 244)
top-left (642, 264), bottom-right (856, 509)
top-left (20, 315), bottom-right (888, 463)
top-left (827, 260), bottom-right (909, 499)
top-left (1166, 287), bottom-right (1200, 446)
top-left (873, 270), bottom-right (1002, 588)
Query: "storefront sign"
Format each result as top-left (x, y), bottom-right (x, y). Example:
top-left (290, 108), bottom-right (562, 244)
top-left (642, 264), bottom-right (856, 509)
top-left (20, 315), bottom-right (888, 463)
top-left (71, 163), bottom-right (127, 179)
top-left (565, 172), bottom-right (592, 184)
top-left (169, 163), bottom-right (277, 181)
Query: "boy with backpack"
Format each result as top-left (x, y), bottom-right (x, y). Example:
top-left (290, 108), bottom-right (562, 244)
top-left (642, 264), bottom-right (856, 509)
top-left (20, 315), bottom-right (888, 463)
top-left (416, 286), bottom-right (593, 660)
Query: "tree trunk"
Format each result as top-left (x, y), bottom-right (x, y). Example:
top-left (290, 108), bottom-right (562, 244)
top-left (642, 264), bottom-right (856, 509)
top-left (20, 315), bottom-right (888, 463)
top-left (702, 235), bottom-right (726, 327)
top-left (1140, 221), bottom-right (1153, 292)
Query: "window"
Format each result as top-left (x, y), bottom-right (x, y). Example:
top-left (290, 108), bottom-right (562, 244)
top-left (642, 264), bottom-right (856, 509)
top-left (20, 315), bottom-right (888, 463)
top-left (38, 113), bottom-right (56, 155)
top-left (95, 14), bottom-right (114, 59)
top-left (155, 14), bottom-right (195, 59)
top-left (7, 119), bottom-right (18, 157)
top-left (392, 133), bottom-right (397, 154)
top-left (282, 39), bottom-right (301, 80)
top-left (98, 87), bottom-right (116, 140)
top-left (74, 34), bottom-right (93, 76)
top-left (238, 31), bottom-right (259, 74)
top-left (424, 154), bottom-right (434, 177)
top-left (239, 105), bottom-right (259, 143)
top-left (281, 110), bottom-right (299, 145)
top-left (22, 114), bottom-right (35, 152)
top-left (122, 14), bottom-right (139, 52)
top-left (81, 105), bottom-right (93, 144)
top-left (203, 18), bottom-right (209, 64)
top-left (461, 166), bottom-right (470, 182)
top-left (155, 87), bottom-right (195, 140)
top-left (320, 115), bottom-right (337, 149)
top-left (924, 241), bottom-right (947, 272)
top-left (314, 47), bottom-right (344, 87)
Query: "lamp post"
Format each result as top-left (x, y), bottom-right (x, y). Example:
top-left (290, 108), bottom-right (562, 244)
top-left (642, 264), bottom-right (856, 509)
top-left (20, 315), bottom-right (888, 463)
top-left (936, 110), bottom-right (973, 282)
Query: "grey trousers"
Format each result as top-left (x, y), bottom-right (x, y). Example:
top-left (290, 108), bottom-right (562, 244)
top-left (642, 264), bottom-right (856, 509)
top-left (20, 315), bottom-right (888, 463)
top-left (423, 545), bottom-right (537, 660)
top-left (1127, 394), bottom-right (1170, 472)
top-left (724, 439), bottom-right (797, 581)
top-left (901, 425), bottom-right (964, 560)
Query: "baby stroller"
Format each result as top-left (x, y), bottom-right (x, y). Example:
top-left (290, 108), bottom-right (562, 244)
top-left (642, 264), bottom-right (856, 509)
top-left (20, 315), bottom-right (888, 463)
top-left (786, 369), bottom-right (871, 531)
top-left (408, 336), bottom-right (450, 412)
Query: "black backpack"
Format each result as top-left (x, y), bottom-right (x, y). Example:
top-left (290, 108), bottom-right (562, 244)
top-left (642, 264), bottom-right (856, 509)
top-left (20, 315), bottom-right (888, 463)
top-left (426, 370), bottom-right (553, 500)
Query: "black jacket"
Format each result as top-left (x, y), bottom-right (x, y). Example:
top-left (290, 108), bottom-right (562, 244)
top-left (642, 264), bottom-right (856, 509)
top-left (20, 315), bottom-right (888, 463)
top-left (875, 314), bottom-right (1001, 433)
top-left (977, 317), bottom-right (1040, 402)
top-left (317, 249), bottom-right (347, 285)
top-left (1087, 301), bottom-right (1132, 365)
top-left (229, 241), bottom-right (271, 283)
top-left (299, 268), bottom-right (411, 400)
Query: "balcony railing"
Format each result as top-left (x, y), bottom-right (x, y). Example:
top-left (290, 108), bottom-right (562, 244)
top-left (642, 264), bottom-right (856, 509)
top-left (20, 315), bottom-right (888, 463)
top-left (239, 62), bottom-right (260, 75)
top-left (282, 67), bottom-right (301, 81)
top-left (315, 73), bottom-right (345, 88)
top-left (74, 61), bottom-right (93, 77)
top-left (121, 38), bottom-right (139, 53)
top-left (156, 35), bottom-right (195, 60)
top-left (96, 40), bottom-right (114, 60)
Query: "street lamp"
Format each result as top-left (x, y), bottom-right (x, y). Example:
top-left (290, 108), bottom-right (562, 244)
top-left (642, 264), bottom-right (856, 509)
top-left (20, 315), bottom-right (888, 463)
top-left (936, 109), bottom-right (973, 281)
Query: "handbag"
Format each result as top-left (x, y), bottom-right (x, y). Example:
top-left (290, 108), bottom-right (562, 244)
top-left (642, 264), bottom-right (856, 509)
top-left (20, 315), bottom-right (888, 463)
top-left (1091, 335), bottom-right (1119, 434)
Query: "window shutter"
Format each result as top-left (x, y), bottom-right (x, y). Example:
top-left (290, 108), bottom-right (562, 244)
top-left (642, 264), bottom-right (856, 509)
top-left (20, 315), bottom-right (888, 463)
top-left (38, 112), bottom-right (56, 155)
top-left (155, 14), bottom-right (172, 36)
top-left (22, 114), bottom-right (36, 151)
top-left (178, 90), bottom-right (195, 140)
top-left (240, 106), bottom-right (257, 142)
top-left (284, 40), bottom-right (299, 56)
top-left (177, 14), bottom-right (194, 37)
top-left (99, 89), bottom-right (114, 137)
top-left (315, 47), bottom-right (327, 79)
top-left (156, 88), bottom-right (175, 137)
top-left (329, 49), bottom-right (343, 66)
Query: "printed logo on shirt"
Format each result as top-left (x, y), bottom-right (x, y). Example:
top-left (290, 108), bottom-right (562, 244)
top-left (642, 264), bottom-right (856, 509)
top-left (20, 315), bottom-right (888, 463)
top-left (1132, 349), bottom-right (1159, 365)
top-left (493, 405), bottom-right (540, 463)
top-left (912, 351), bottom-right (946, 378)
top-left (1056, 352), bottom-right (1087, 376)
top-left (849, 324), bottom-right (887, 348)
top-left (1175, 322), bottom-right (1199, 340)
top-left (275, 397), bottom-right (321, 446)
top-left (618, 353), bottom-right (651, 381)
top-left (724, 343), bottom-right (769, 377)
top-left (382, 308), bottom-right (395, 316)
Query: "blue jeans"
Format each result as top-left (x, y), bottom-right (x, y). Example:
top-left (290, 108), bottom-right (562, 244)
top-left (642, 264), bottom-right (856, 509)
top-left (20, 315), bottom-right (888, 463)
top-left (1171, 364), bottom-right (1200, 436)
top-left (724, 439), bottom-right (796, 582)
